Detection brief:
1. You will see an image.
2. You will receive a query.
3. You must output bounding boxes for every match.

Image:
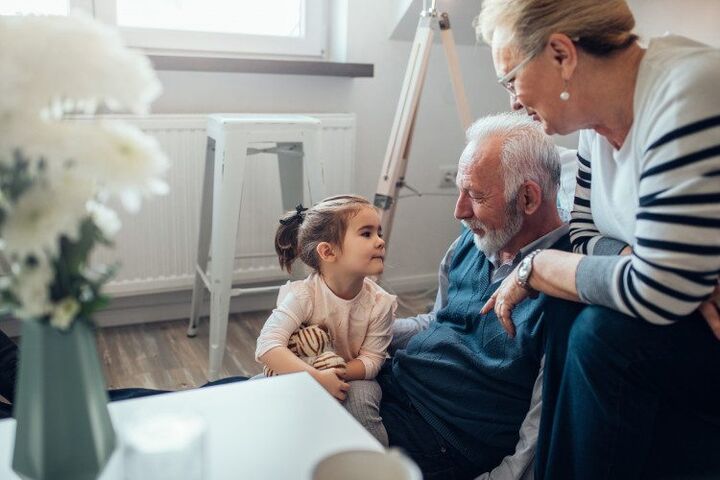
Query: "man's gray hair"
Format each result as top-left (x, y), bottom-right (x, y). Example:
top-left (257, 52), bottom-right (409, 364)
top-left (459, 112), bottom-right (561, 201)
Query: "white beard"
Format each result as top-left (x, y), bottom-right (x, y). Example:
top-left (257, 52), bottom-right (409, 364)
top-left (461, 198), bottom-right (524, 258)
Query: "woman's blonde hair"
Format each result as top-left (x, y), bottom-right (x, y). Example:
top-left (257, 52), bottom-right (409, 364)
top-left (475, 0), bottom-right (638, 58)
top-left (274, 194), bottom-right (373, 273)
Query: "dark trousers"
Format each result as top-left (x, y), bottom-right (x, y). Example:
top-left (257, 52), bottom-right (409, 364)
top-left (536, 305), bottom-right (720, 480)
top-left (107, 376), bottom-right (249, 402)
top-left (0, 329), bottom-right (18, 418)
top-left (377, 365), bottom-right (487, 480)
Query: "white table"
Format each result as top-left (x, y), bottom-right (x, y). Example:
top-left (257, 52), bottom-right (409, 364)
top-left (0, 373), bottom-right (382, 479)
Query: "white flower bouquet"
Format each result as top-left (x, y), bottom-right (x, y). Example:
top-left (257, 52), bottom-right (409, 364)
top-left (0, 14), bottom-right (168, 330)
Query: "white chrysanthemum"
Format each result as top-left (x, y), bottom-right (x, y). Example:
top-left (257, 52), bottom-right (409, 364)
top-left (0, 14), bottom-right (161, 121)
top-left (0, 119), bottom-right (168, 211)
top-left (0, 118), bottom-right (77, 170)
top-left (11, 264), bottom-right (53, 320)
top-left (50, 297), bottom-right (81, 330)
top-left (72, 121), bottom-right (169, 211)
top-left (0, 13), bottom-right (169, 330)
top-left (3, 176), bottom-right (93, 259)
top-left (87, 200), bottom-right (121, 238)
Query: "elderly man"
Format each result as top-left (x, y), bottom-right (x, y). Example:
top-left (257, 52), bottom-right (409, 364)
top-left (370, 112), bottom-right (582, 480)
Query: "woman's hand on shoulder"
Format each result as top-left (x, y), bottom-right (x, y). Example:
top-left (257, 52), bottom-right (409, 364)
top-left (481, 270), bottom-right (535, 338)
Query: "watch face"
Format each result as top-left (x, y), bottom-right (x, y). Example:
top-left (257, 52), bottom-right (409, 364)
top-left (518, 259), bottom-right (530, 280)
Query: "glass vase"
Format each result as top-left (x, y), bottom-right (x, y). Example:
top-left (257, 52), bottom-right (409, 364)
top-left (12, 319), bottom-right (116, 480)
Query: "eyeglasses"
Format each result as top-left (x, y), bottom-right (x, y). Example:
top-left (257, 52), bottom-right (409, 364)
top-left (496, 55), bottom-right (533, 97)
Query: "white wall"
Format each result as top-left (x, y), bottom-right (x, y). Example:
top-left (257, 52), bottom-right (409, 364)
top-left (629, 0), bottom-right (720, 47)
top-left (150, 0), bottom-right (512, 289)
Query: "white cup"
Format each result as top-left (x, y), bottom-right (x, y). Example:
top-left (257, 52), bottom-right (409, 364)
top-left (122, 411), bottom-right (207, 480)
top-left (313, 449), bottom-right (423, 480)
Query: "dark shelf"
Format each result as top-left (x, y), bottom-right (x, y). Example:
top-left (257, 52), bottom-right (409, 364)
top-left (148, 55), bottom-right (374, 78)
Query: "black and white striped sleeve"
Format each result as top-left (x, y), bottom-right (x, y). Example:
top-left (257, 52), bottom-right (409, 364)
top-left (576, 66), bottom-right (720, 324)
top-left (569, 132), bottom-right (629, 255)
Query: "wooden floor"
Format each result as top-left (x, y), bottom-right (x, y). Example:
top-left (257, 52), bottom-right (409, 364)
top-left (96, 293), bottom-right (433, 392)
top-left (96, 311), bottom-right (266, 391)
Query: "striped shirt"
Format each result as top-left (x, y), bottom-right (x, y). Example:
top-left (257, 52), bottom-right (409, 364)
top-left (571, 35), bottom-right (720, 325)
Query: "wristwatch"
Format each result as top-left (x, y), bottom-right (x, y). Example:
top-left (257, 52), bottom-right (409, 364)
top-left (516, 249), bottom-right (542, 291)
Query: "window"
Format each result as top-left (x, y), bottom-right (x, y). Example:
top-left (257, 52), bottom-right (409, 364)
top-left (100, 0), bottom-right (327, 58)
top-left (117, 0), bottom-right (304, 37)
top-left (2, 0), bottom-right (328, 58)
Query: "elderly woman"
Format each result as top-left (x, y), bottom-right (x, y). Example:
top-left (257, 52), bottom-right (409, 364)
top-left (475, 0), bottom-right (720, 478)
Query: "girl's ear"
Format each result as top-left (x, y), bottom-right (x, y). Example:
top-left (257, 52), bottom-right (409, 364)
top-left (316, 242), bottom-right (337, 262)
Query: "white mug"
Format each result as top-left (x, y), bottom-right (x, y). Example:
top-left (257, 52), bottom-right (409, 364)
top-left (313, 448), bottom-right (422, 480)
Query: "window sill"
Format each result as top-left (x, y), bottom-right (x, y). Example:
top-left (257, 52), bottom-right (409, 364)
top-left (148, 55), bottom-right (374, 78)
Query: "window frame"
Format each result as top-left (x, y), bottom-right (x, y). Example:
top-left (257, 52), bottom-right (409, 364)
top-left (55, 0), bottom-right (329, 59)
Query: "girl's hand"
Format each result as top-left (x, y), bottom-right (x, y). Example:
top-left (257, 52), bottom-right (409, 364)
top-left (481, 268), bottom-right (535, 338)
top-left (313, 368), bottom-right (350, 401)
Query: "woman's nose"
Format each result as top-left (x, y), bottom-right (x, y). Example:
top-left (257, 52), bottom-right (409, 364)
top-left (511, 95), bottom-right (524, 111)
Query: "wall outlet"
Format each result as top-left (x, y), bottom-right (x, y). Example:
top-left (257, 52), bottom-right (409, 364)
top-left (438, 165), bottom-right (458, 189)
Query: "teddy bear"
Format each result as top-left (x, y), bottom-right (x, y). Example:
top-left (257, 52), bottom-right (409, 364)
top-left (263, 324), bottom-right (346, 376)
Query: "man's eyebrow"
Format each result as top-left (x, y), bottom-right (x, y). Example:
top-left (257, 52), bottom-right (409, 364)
top-left (459, 180), bottom-right (478, 191)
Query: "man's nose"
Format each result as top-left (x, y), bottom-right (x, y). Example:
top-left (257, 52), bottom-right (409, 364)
top-left (454, 193), bottom-right (472, 220)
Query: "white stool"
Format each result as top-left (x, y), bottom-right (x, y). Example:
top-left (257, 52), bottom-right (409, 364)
top-left (187, 114), bottom-right (326, 380)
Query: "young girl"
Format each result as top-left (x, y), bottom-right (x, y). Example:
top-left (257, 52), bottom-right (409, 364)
top-left (255, 195), bottom-right (396, 445)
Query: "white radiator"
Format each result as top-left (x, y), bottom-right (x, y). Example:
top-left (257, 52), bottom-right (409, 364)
top-left (91, 114), bottom-right (357, 298)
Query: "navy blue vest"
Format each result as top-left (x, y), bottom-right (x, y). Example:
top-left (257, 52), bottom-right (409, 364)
top-left (392, 228), bottom-right (571, 465)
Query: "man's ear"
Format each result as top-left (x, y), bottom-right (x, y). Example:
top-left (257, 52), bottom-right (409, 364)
top-left (545, 32), bottom-right (578, 80)
top-left (316, 242), bottom-right (337, 262)
top-left (519, 181), bottom-right (543, 215)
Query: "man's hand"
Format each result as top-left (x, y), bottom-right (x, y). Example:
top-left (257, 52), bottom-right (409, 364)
top-left (699, 283), bottom-right (720, 341)
top-left (313, 368), bottom-right (350, 401)
top-left (481, 268), bottom-right (534, 338)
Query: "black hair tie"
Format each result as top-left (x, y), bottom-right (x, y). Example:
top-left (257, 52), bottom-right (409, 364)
top-left (279, 204), bottom-right (308, 226)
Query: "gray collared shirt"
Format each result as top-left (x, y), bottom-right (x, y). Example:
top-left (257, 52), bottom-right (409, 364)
top-left (488, 224), bottom-right (570, 284)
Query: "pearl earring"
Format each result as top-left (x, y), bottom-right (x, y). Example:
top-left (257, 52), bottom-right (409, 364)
top-left (560, 80), bottom-right (570, 101)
